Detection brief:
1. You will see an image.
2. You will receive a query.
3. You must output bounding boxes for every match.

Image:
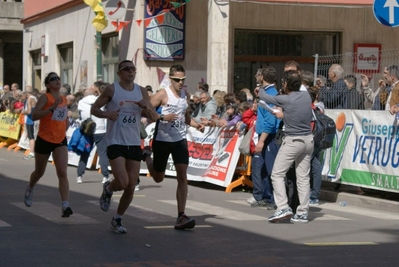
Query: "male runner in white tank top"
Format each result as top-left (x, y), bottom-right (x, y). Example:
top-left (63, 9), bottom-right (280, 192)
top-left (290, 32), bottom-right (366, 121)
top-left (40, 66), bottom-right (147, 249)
top-left (91, 60), bottom-right (159, 233)
top-left (143, 64), bottom-right (203, 230)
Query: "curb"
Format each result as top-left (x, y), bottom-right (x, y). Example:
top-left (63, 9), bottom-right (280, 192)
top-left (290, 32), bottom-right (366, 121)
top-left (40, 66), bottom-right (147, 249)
top-left (320, 189), bottom-right (399, 214)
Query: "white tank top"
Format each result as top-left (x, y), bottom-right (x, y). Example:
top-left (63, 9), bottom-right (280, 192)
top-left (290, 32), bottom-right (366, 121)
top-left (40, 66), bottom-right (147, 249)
top-left (155, 87), bottom-right (188, 142)
top-left (106, 82), bottom-right (143, 146)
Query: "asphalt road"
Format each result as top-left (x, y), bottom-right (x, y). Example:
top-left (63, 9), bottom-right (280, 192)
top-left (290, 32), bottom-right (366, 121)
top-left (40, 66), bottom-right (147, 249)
top-left (0, 148), bottom-right (398, 267)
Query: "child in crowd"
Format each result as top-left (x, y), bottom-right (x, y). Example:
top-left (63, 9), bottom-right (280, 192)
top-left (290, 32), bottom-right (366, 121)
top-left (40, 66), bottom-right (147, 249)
top-left (239, 100), bottom-right (257, 129)
top-left (220, 103), bottom-right (241, 128)
top-left (237, 98), bottom-right (258, 155)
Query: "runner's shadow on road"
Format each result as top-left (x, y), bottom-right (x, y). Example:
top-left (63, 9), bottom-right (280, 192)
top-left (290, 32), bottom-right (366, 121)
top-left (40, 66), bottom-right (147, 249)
top-left (136, 185), bottom-right (162, 191)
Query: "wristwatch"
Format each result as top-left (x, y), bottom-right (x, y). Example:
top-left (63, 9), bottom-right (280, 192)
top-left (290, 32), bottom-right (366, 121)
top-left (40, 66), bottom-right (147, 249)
top-left (160, 114), bottom-right (165, 121)
top-left (49, 107), bottom-right (54, 113)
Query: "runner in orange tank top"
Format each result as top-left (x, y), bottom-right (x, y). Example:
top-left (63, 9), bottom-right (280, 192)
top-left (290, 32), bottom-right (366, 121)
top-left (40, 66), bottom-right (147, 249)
top-left (24, 72), bottom-right (73, 218)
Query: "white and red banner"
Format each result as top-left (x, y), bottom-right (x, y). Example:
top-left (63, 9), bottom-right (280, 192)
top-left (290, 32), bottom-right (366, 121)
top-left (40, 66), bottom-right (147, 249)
top-left (140, 123), bottom-right (243, 187)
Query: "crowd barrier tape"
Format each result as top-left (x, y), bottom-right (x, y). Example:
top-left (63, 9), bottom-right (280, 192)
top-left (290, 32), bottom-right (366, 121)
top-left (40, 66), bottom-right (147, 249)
top-left (323, 109), bottom-right (399, 193)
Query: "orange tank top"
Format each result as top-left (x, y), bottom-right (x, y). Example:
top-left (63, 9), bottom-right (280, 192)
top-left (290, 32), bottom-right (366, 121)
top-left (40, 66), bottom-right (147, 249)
top-left (37, 94), bottom-right (68, 143)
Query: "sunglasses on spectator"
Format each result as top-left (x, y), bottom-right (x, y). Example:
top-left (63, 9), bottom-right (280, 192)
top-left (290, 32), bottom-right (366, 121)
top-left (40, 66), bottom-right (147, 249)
top-left (49, 76), bottom-right (61, 82)
top-left (170, 76), bottom-right (186, 83)
top-left (119, 66), bottom-right (137, 72)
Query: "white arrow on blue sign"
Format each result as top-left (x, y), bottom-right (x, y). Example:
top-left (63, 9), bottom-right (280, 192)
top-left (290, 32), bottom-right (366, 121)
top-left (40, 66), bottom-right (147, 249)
top-left (373, 0), bottom-right (399, 27)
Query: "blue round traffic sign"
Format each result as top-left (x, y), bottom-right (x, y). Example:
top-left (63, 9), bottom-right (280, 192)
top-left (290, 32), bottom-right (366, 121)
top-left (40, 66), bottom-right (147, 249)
top-left (373, 0), bottom-right (399, 27)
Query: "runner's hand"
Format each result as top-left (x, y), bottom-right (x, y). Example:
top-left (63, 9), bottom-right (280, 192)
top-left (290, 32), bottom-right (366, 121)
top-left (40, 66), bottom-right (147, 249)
top-left (107, 109), bottom-right (120, 121)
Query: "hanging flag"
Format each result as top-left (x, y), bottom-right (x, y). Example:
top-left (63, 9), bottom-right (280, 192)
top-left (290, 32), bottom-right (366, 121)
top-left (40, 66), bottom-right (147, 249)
top-left (155, 14), bottom-right (165, 25)
top-left (170, 2), bottom-right (182, 9)
top-left (156, 67), bottom-right (166, 84)
top-left (83, 0), bottom-right (108, 32)
top-left (144, 17), bottom-right (152, 28)
top-left (111, 20), bottom-right (131, 32)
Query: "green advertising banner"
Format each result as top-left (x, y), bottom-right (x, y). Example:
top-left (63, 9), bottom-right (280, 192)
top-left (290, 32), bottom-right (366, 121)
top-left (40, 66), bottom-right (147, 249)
top-left (322, 110), bottom-right (399, 193)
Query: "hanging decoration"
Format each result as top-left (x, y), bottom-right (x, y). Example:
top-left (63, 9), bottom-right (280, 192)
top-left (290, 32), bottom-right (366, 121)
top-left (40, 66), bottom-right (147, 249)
top-left (111, 20), bottom-right (132, 32)
top-left (83, 0), bottom-right (108, 32)
top-left (104, 0), bottom-right (132, 32)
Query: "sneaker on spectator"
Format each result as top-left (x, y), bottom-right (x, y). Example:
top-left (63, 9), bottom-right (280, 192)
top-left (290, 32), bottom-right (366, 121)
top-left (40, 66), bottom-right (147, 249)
top-left (290, 213), bottom-right (308, 223)
top-left (102, 177), bottom-right (109, 184)
top-left (62, 207), bottom-right (73, 218)
top-left (250, 199), bottom-right (268, 207)
top-left (309, 199), bottom-right (319, 206)
top-left (76, 176), bottom-right (83, 184)
top-left (100, 181), bottom-right (113, 212)
top-left (23, 154), bottom-right (34, 160)
top-left (246, 196), bottom-right (257, 205)
top-left (268, 207), bottom-right (293, 223)
top-left (174, 214), bottom-right (196, 230)
top-left (111, 217), bottom-right (127, 234)
top-left (135, 184), bottom-right (140, 191)
top-left (142, 146), bottom-right (152, 161)
top-left (24, 184), bottom-right (33, 207)
top-left (266, 202), bottom-right (277, 210)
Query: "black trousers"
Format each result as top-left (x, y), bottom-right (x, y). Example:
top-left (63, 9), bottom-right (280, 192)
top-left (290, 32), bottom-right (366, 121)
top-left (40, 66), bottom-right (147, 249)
top-left (285, 163), bottom-right (299, 213)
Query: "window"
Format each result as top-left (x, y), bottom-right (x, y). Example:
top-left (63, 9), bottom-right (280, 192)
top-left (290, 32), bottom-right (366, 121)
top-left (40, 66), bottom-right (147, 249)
top-left (233, 30), bottom-right (341, 92)
top-left (30, 50), bottom-right (41, 90)
top-left (235, 30), bottom-right (340, 58)
top-left (102, 34), bottom-right (119, 83)
top-left (58, 43), bottom-right (73, 90)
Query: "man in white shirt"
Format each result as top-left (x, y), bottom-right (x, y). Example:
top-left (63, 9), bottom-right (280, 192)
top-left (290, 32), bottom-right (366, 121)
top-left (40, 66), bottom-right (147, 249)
top-left (76, 81), bottom-right (109, 184)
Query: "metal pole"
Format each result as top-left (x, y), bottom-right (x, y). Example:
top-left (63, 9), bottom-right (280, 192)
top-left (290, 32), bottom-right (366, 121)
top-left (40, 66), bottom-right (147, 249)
top-left (313, 53), bottom-right (319, 86)
top-left (96, 31), bottom-right (102, 81)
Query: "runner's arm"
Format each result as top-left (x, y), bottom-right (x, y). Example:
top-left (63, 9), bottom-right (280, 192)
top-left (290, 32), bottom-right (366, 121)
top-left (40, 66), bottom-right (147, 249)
top-left (91, 84), bottom-right (114, 119)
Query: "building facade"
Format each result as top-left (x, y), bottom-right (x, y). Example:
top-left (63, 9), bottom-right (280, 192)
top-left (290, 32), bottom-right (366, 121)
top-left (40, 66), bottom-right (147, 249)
top-left (0, 0), bottom-right (23, 89)
top-left (21, 0), bottom-right (398, 94)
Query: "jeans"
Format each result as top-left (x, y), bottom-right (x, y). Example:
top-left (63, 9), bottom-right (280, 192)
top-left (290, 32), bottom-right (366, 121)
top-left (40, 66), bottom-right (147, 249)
top-left (77, 133), bottom-right (109, 177)
top-left (310, 148), bottom-right (323, 200)
top-left (251, 134), bottom-right (278, 203)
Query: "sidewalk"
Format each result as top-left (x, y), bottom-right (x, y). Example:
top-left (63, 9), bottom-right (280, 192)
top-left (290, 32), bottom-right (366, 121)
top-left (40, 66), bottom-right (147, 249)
top-left (320, 181), bottom-right (399, 213)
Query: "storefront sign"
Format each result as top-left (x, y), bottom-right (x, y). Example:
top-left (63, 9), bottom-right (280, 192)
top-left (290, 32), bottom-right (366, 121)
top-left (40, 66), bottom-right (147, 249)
top-left (144, 0), bottom-right (186, 61)
top-left (353, 43), bottom-right (381, 74)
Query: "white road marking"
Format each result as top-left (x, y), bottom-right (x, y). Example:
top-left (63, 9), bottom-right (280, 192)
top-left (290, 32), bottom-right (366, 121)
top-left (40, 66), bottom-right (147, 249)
top-left (305, 241), bottom-right (378, 246)
top-left (144, 225), bottom-right (212, 229)
top-left (0, 220), bottom-right (11, 227)
top-left (161, 200), bottom-right (267, 221)
top-left (227, 200), bottom-right (351, 221)
top-left (317, 203), bottom-right (399, 220)
top-left (87, 200), bottom-right (173, 221)
top-left (11, 202), bottom-right (101, 225)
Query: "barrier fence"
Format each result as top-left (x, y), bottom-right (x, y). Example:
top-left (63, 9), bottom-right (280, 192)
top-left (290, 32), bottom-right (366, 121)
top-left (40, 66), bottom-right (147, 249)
top-left (1, 109), bottom-right (399, 194)
top-left (314, 48), bottom-right (399, 89)
top-left (314, 48), bottom-right (399, 109)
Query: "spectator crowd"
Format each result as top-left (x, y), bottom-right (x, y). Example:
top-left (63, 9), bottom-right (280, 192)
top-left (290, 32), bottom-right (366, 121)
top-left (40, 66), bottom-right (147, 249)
top-left (2, 61), bottom-right (399, 226)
